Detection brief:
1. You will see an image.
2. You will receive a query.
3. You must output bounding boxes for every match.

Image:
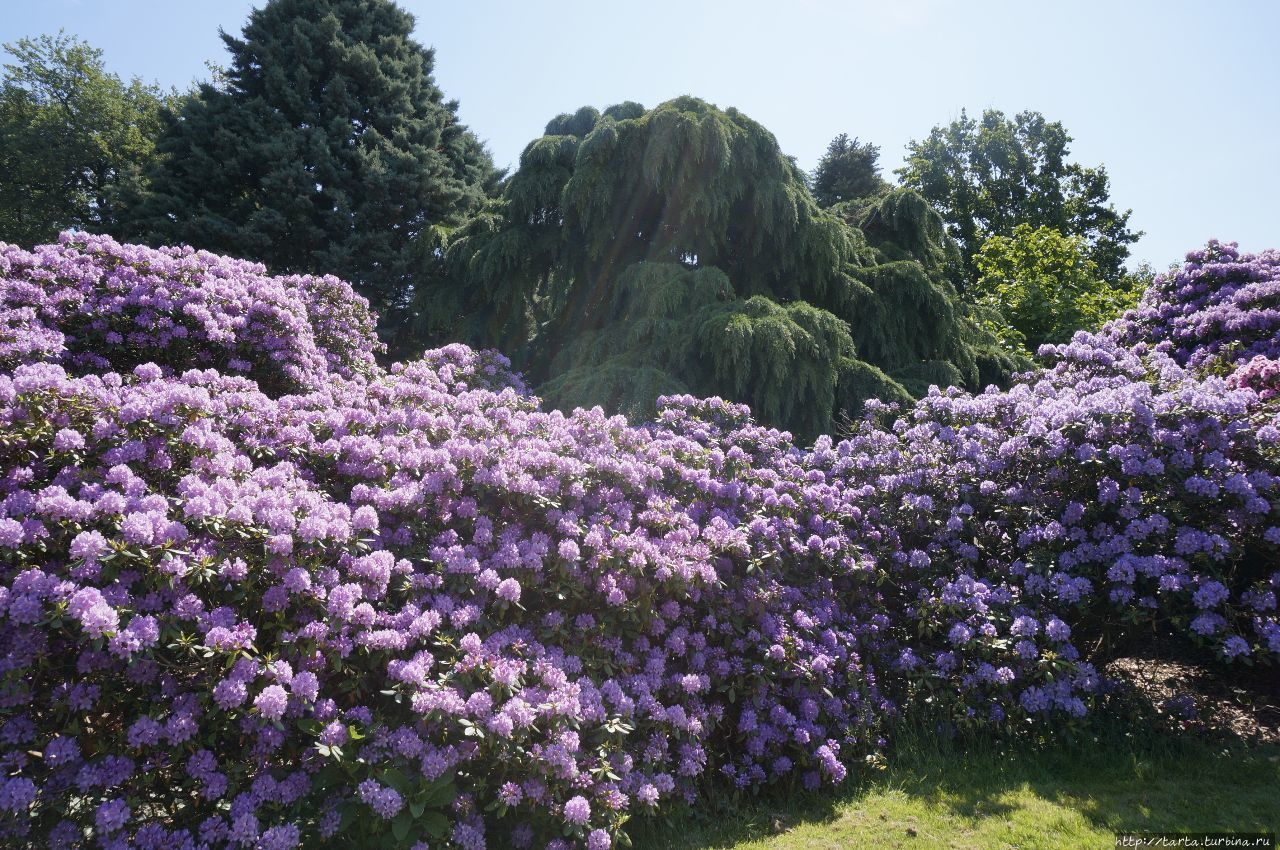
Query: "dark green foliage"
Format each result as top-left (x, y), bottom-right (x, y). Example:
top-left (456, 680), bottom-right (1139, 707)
top-left (700, 295), bottom-right (857, 439)
top-left (897, 109), bottom-right (1141, 284)
top-left (119, 0), bottom-right (496, 352)
top-left (840, 191), bottom-right (965, 371)
top-left (810, 133), bottom-right (890, 208)
top-left (0, 33), bottom-right (174, 245)
top-left (838, 189), bottom-right (1028, 395)
top-left (835, 358), bottom-right (914, 419)
top-left (436, 98), bottom-right (1021, 440)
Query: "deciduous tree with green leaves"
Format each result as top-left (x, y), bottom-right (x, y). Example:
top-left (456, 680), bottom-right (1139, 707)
top-left (121, 0), bottom-right (497, 352)
top-left (0, 33), bottom-right (173, 245)
top-left (897, 109), bottom-right (1140, 285)
top-left (973, 224), bottom-right (1142, 354)
top-left (428, 98), bottom-right (1022, 439)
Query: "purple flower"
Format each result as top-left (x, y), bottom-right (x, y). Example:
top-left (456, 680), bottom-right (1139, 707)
top-left (290, 671), bottom-right (319, 702)
top-left (947, 623), bottom-right (973, 646)
top-left (69, 529), bottom-right (109, 561)
top-left (134, 363), bottom-right (163, 382)
top-left (358, 780), bottom-right (403, 819)
top-left (213, 677), bottom-right (249, 710)
top-left (352, 506), bottom-right (379, 532)
top-left (0, 777), bottom-right (36, 812)
top-left (498, 782), bottom-right (523, 806)
top-left (495, 578), bottom-right (521, 603)
top-left (1010, 616), bottom-right (1039, 637)
top-left (257, 823), bottom-right (301, 850)
top-left (0, 517), bottom-right (23, 548)
top-left (254, 685), bottom-right (289, 721)
top-left (563, 795), bottom-right (591, 825)
top-left (52, 428), bottom-right (85, 451)
top-left (1222, 636), bottom-right (1251, 658)
top-left (1193, 581), bottom-right (1230, 609)
top-left (67, 587), bottom-right (118, 637)
top-left (44, 735), bottom-right (80, 766)
top-left (95, 799), bottom-right (130, 833)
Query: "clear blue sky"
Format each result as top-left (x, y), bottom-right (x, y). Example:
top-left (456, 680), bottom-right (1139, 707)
top-left (4, 0), bottom-right (1278, 269)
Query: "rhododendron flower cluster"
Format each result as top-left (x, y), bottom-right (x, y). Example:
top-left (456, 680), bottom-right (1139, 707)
top-left (1228, 355), bottom-right (1280, 401)
top-left (0, 234), bottom-right (1276, 848)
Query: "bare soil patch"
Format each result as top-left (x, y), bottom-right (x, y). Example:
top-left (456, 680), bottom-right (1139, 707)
top-left (1105, 656), bottom-right (1280, 744)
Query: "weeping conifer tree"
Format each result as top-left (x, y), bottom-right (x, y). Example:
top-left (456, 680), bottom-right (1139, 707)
top-left (834, 190), bottom-right (1026, 395)
top-left (427, 97), bottom-right (1021, 440)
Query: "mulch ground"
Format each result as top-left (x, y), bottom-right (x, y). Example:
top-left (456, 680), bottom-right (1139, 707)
top-left (1105, 656), bottom-right (1280, 744)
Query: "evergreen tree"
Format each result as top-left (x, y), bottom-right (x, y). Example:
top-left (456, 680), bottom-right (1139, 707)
top-left (809, 133), bottom-right (888, 208)
top-left (897, 109), bottom-right (1140, 285)
top-left (121, 0), bottom-right (496, 350)
top-left (0, 33), bottom-right (173, 245)
top-left (430, 98), bottom-right (1022, 440)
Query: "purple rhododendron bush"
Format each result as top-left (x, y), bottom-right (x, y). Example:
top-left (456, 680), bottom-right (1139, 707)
top-left (0, 233), bottom-right (381, 392)
top-left (0, 234), bottom-right (1276, 849)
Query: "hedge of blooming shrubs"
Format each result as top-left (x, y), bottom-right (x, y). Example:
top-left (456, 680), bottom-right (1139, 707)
top-left (0, 234), bottom-right (380, 392)
top-left (0, 233), bottom-right (1276, 848)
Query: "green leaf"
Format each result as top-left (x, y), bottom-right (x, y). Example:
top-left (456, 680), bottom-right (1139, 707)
top-left (421, 812), bottom-right (450, 838)
top-left (422, 777), bottom-right (457, 808)
top-left (382, 768), bottom-right (410, 794)
top-left (392, 812), bottom-right (411, 842)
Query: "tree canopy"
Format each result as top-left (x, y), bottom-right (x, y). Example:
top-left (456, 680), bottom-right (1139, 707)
top-left (809, 133), bottom-right (889, 209)
top-left (972, 224), bottom-right (1142, 354)
top-left (428, 97), bottom-right (1022, 439)
top-left (0, 33), bottom-right (174, 245)
top-left (119, 0), bottom-right (497, 350)
top-left (897, 109), bottom-right (1140, 284)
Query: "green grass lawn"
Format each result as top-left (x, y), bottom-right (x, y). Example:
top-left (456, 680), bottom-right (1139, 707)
top-left (630, 725), bottom-right (1280, 850)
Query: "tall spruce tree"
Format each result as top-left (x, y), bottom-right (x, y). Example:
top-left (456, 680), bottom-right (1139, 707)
top-left (809, 133), bottom-right (889, 209)
top-left (121, 0), bottom-right (496, 349)
top-left (427, 98), bottom-right (1021, 440)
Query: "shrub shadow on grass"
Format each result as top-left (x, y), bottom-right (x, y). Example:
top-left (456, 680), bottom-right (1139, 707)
top-left (631, 717), bottom-right (1280, 850)
top-left (888, 729), bottom-right (1280, 836)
